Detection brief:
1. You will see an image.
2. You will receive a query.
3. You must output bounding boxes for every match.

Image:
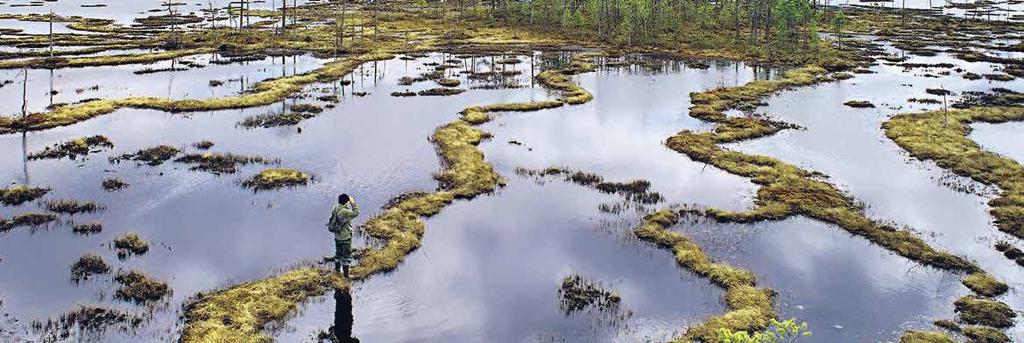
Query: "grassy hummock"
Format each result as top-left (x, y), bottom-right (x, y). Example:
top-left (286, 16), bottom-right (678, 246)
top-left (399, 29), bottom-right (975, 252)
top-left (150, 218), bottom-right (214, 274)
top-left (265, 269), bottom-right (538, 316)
top-left (113, 232), bottom-right (149, 259)
top-left (558, 274), bottom-right (622, 315)
top-left (28, 135), bottom-right (113, 160)
top-left (844, 100), bottom-right (876, 108)
top-left (0, 212), bottom-right (58, 232)
top-left (102, 177), bottom-right (129, 192)
top-left (899, 331), bottom-right (954, 343)
top-left (45, 199), bottom-right (102, 214)
top-left (961, 272), bottom-right (1009, 297)
top-left (242, 168), bottom-right (310, 190)
top-left (110, 145), bottom-right (181, 166)
top-left (962, 325), bottom-right (1011, 343)
top-left (70, 253), bottom-right (109, 282)
top-left (418, 87), bottom-right (466, 96)
top-left (953, 296), bottom-right (1016, 328)
top-left (114, 270), bottom-right (171, 304)
top-left (0, 185), bottom-right (51, 206)
top-left (32, 306), bottom-right (143, 341)
top-left (633, 209), bottom-right (774, 341)
top-left (73, 222), bottom-right (103, 235)
top-left (238, 111), bottom-right (318, 128)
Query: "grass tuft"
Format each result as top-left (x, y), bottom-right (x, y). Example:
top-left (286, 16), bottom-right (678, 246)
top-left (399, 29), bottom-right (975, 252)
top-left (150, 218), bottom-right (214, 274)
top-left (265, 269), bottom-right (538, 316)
top-left (0, 185), bottom-right (51, 206)
top-left (114, 270), bottom-right (171, 304)
top-left (28, 135), bottom-right (112, 160)
top-left (114, 232), bottom-right (149, 259)
top-left (71, 253), bottom-right (109, 282)
top-left (242, 168), bottom-right (310, 190)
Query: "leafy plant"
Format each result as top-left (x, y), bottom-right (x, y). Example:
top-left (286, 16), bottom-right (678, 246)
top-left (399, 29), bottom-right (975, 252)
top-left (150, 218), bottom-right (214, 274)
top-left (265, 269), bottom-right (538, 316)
top-left (716, 319), bottom-right (811, 343)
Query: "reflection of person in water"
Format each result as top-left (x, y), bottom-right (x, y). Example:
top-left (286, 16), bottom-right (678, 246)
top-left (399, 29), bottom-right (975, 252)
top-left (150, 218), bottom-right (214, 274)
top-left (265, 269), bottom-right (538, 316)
top-left (327, 194), bottom-right (359, 278)
top-left (331, 285), bottom-right (357, 343)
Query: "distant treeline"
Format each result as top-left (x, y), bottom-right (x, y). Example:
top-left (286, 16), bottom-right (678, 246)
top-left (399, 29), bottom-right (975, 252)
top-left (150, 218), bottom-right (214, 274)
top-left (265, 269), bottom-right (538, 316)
top-left (483, 0), bottom-right (831, 51)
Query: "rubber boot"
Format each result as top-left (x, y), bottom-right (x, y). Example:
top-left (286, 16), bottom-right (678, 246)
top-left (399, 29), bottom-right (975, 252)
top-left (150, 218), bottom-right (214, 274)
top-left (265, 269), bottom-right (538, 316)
top-left (342, 265), bottom-right (350, 279)
top-left (333, 261), bottom-right (341, 273)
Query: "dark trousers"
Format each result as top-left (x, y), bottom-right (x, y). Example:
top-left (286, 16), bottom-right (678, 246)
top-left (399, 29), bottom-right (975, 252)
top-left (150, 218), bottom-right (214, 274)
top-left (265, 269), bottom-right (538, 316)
top-left (335, 238), bottom-right (352, 266)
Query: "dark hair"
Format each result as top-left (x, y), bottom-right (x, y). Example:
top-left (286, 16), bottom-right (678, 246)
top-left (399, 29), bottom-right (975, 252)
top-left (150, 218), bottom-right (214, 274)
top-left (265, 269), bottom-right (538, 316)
top-left (338, 194), bottom-right (351, 204)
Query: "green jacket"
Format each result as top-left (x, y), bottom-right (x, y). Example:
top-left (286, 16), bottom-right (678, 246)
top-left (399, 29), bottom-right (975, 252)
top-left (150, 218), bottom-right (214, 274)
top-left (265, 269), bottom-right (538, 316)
top-left (327, 201), bottom-right (360, 241)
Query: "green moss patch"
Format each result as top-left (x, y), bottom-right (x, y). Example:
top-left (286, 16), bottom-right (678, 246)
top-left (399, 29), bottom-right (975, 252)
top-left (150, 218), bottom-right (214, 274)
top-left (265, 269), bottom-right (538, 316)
top-left (28, 135), bottom-right (113, 160)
